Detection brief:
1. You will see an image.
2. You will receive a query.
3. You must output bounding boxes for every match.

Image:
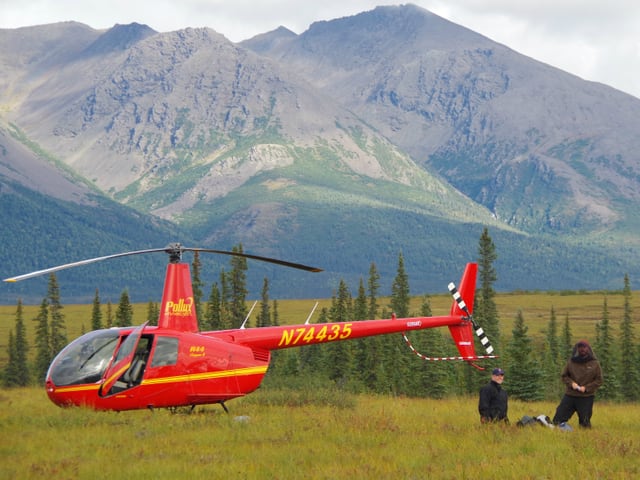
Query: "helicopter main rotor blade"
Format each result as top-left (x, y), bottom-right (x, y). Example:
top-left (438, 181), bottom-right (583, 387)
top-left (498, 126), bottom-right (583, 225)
top-left (3, 247), bottom-right (169, 282)
top-left (4, 243), bottom-right (323, 282)
top-left (186, 248), bottom-right (323, 272)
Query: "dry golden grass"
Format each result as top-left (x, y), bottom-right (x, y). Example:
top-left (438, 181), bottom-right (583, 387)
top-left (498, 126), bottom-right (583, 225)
top-left (1, 387), bottom-right (639, 479)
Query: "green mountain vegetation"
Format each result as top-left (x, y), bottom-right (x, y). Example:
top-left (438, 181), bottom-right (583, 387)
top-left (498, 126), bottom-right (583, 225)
top-left (0, 181), bottom-right (184, 303)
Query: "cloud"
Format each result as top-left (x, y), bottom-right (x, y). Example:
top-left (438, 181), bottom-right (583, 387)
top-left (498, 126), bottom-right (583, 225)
top-left (423, 0), bottom-right (640, 97)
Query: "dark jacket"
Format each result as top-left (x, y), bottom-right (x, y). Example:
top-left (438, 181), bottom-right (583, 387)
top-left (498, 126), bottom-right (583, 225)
top-left (478, 380), bottom-right (508, 422)
top-left (561, 342), bottom-right (603, 397)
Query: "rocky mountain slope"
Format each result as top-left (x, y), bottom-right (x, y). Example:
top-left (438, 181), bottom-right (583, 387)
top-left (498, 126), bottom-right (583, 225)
top-left (1, 5), bottom-right (639, 302)
top-left (244, 4), bottom-right (640, 239)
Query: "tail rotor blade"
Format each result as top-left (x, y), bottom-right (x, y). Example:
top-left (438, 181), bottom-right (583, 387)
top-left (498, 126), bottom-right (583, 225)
top-left (448, 282), bottom-right (494, 356)
top-left (448, 282), bottom-right (470, 315)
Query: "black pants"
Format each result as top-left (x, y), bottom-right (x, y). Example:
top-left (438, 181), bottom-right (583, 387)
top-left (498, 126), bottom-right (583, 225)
top-left (553, 394), bottom-right (595, 427)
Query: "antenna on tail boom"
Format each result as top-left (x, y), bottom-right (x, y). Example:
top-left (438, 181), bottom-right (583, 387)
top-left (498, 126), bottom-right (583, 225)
top-left (304, 302), bottom-right (319, 325)
top-left (240, 301), bottom-right (258, 329)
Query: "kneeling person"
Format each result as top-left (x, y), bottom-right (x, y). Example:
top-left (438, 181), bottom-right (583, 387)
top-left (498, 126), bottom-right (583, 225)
top-left (479, 367), bottom-right (509, 424)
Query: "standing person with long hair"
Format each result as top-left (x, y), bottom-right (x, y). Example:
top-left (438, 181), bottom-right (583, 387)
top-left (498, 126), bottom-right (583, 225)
top-left (553, 340), bottom-right (603, 428)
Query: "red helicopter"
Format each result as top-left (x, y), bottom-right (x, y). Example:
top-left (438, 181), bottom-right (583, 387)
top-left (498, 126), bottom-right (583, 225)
top-left (4, 243), bottom-right (495, 412)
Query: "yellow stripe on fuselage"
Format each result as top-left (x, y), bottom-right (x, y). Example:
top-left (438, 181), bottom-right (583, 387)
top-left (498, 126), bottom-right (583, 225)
top-left (141, 365), bottom-right (268, 386)
top-left (52, 366), bottom-right (268, 392)
top-left (54, 384), bottom-right (101, 394)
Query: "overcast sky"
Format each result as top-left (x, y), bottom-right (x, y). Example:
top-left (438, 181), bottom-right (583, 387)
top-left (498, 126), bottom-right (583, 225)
top-left (1, 1), bottom-right (638, 99)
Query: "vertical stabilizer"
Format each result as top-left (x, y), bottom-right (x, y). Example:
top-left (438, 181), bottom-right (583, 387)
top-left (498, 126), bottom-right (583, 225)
top-left (158, 263), bottom-right (199, 332)
top-left (447, 263), bottom-right (477, 359)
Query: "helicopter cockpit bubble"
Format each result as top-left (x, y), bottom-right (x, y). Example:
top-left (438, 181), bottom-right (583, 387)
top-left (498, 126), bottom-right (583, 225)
top-left (48, 329), bottom-right (120, 386)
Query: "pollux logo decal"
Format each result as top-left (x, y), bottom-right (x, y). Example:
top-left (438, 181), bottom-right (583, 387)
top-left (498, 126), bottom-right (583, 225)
top-left (165, 297), bottom-right (194, 316)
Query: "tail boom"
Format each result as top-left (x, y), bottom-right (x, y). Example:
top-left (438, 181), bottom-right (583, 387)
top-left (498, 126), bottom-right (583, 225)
top-left (210, 314), bottom-right (469, 351)
top-left (207, 262), bottom-right (492, 364)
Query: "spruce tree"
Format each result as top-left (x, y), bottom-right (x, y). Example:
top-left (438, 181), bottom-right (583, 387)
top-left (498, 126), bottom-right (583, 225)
top-left (268, 298), bottom-right (281, 370)
top-left (357, 265), bottom-right (382, 391)
top-left (475, 227), bottom-right (500, 353)
top-left (362, 263), bottom-right (385, 392)
top-left (219, 269), bottom-right (230, 327)
top-left (618, 274), bottom-right (639, 400)
top-left (3, 332), bottom-right (18, 387)
top-left (115, 290), bottom-right (133, 327)
top-left (229, 245), bottom-right (248, 328)
top-left (146, 301), bottom-right (159, 326)
top-left (298, 307), bottom-right (328, 376)
top-left (326, 279), bottom-right (354, 384)
top-left (257, 278), bottom-right (271, 327)
top-left (12, 300), bottom-right (30, 386)
top-left (331, 279), bottom-right (352, 322)
top-left (390, 252), bottom-right (410, 318)
top-left (105, 301), bottom-right (113, 328)
top-left (278, 348), bottom-right (301, 377)
top-left (271, 300), bottom-right (280, 327)
top-left (204, 282), bottom-right (221, 330)
top-left (384, 252), bottom-right (412, 394)
top-left (463, 228), bottom-right (499, 394)
top-left (353, 277), bottom-right (376, 390)
top-left (191, 251), bottom-right (203, 322)
top-left (506, 310), bottom-right (543, 400)
top-left (91, 289), bottom-right (103, 330)
top-left (373, 303), bottom-right (395, 395)
top-left (594, 296), bottom-right (619, 400)
top-left (32, 298), bottom-right (51, 384)
top-left (48, 274), bottom-right (67, 357)
top-left (354, 278), bottom-right (368, 320)
top-left (414, 294), bottom-right (452, 398)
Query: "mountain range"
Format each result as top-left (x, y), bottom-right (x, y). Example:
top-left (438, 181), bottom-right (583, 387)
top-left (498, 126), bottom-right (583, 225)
top-left (1, 4), bottom-right (639, 304)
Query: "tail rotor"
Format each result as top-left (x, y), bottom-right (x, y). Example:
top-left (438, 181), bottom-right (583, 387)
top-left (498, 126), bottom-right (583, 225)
top-left (401, 263), bottom-right (497, 369)
top-left (448, 282), bottom-right (495, 358)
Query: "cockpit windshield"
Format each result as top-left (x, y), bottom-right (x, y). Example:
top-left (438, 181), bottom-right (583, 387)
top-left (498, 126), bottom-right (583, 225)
top-left (48, 329), bottom-right (120, 386)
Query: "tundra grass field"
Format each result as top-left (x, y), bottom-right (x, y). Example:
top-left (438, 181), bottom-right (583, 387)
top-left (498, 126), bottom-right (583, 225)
top-left (1, 386), bottom-right (639, 479)
top-left (1, 291), bottom-right (640, 478)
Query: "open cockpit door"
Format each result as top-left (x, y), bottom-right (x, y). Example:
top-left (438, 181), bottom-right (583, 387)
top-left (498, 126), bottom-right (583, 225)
top-left (100, 322), bottom-right (148, 396)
